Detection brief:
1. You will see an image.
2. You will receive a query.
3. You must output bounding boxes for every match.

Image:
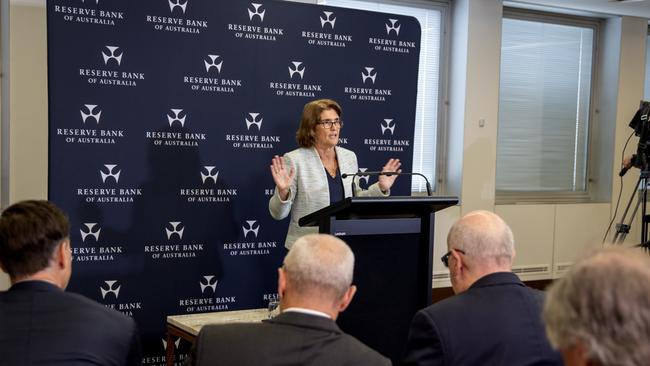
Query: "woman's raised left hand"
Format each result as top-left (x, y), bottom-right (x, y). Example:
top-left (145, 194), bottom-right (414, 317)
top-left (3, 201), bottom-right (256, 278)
top-left (378, 158), bottom-right (401, 193)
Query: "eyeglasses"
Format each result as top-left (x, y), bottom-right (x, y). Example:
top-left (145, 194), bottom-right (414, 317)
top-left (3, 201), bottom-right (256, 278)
top-left (317, 119), bottom-right (344, 129)
top-left (441, 248), bottom-right (465, 268)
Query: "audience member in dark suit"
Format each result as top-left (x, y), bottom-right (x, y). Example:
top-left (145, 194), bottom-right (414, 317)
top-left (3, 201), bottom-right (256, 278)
top-left (0, 200), bottom-right (141, 366)
top-left (403, 210), bottom-right (562, 366)
top-left (184, 233), bottom-right (391, 366)
top-left (544, 247), bottom-right (650, 366)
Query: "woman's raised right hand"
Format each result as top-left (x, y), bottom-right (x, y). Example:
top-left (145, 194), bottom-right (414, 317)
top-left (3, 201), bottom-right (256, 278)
top-left (270, 155), bottom-right (295, 200)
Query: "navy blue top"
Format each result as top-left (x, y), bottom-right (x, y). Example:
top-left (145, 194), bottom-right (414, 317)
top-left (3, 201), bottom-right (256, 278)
top-left (326, 167), bottom-right (344, 204)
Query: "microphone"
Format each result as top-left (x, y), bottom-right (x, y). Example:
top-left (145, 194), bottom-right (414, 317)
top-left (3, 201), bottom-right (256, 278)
top-left (341, 171), bottom-right (433, 196)
top-left (340, 171), bottom-right (384, 197)
top-left (620, 154), bottom-right (639, 177)
top-left (619, 166), bottom-right (630, 177)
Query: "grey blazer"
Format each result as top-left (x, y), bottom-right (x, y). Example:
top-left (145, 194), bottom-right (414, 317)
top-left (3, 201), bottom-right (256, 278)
top-left (269, 146), bottom-right (387, 249)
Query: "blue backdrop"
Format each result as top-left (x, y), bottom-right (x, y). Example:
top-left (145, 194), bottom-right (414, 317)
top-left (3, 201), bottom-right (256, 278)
top-left (47, 0), bottom-right (420, 363)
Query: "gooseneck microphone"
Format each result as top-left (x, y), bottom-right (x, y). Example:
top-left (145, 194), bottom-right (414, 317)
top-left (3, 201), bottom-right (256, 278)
top-left (341, 171), bottom-right (433, 196)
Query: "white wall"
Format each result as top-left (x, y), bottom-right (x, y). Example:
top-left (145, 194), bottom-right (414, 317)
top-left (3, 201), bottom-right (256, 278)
top-left (9, 2), bottom-right (47, 203)
top-left (0, 2), bottom-right (47, 290)
top-left (2, 1), bottom-right (649, 291)
top-left (434, 0), bottom-right (648, 287)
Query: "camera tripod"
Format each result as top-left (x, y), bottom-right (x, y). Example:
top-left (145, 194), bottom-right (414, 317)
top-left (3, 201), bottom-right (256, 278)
top-left (612, 170), bottom-right (650, 251)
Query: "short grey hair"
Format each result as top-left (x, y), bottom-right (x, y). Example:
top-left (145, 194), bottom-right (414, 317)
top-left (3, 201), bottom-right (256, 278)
top-left (283, 234), bottom-right (354, 299)
top-left (544, 248), bottom-right (650, 366)
top-left (447, 210), bottom-right (515, 262)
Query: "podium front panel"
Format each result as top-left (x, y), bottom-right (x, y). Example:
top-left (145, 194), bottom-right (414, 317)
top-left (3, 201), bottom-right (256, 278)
top-left (329, 217), bottom-right (421, 236)
top-left (334, 229), bottom-right (430, 363)
top-left (302, 200), bottom-right (441, 363)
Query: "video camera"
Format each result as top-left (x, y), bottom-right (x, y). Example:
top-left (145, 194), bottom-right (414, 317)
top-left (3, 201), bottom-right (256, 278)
top-left (627, 100), bottom-right (650, 172)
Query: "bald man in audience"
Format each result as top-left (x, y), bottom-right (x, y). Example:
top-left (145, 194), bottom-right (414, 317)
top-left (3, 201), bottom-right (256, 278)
top-left (0, 200), bottom-right (141, 365)
top-left (544, 247), bottom-right (650, 366)
top-left (184, 233), bottom-right (391, 366)
top-left (403, 210), bottom-right (562, 366)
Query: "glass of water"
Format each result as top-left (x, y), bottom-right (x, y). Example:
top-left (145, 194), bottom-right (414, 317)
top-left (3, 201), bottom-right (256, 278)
top-left (267, 299), bottom-right (279, 319)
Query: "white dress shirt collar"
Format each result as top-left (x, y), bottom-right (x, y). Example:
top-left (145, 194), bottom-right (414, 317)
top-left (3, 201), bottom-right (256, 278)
top-left (282, 307), bottom-right (331, 319)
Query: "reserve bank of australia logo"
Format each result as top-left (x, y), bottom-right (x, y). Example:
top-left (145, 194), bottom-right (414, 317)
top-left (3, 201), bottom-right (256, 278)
top-left (102, 46), bottom-right (123, 66)
top-left (242, 220), bottom-right (260, 238)
top-left (80, 104), bottom-right (102, 124)
top-left (381, 119), bottom-right (395, 135)
top-left (100, 164), bottom-right (121, 184)
top-left (200, 166), bottom-right (218, 184)
top-left (288, 61), bottom-right (305, 79)
top-left (162, 337), bottom-right (181, 350)
top-left (248, 3), bottom-right (265, 22)
top-left (245, 113), bottom-right (263, 131)
top-left (167, 109), bottom-right (186, 127)
top-left (320, 11), bottom-right (336, 29)
top-left (100, 280), bottom-right (121, 299)
top-left (80, 223), bottom-right (101, 242)
top-left (200, 275), bottom-right (218, 293)
top-left (362, 67), bottom-right (377, 84)
top-left (386, 19), bottom-right (401, 36)
top-left (204, 55), bottom-right (223, 74)
top-left (168, 0), bottom-right (188, 14)
top-left (166, 221), bottom-right (185, 240)
top-left (358, 168), bottom-right (370, 185)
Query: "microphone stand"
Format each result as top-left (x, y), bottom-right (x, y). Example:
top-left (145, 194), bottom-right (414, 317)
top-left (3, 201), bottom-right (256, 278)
top-left (341, 171), bottom-right (432, 197)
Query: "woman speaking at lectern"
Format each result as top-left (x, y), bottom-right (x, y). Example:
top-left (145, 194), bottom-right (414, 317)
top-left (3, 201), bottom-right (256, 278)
top-left (269, 99), bottom-right (401, 249)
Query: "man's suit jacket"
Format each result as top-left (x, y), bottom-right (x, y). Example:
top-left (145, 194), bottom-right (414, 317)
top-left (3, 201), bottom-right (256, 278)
top-left (0, 280), bottom-right (141, 366)
top-left (403, 272), bottom-right (562, 366)
top-left (184, 311), bottom-right (392, 366)
top-left (269, 146), bottom-right (387, 249)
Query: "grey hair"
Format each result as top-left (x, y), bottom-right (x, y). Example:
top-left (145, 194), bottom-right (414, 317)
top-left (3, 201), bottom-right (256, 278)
top-left (447, 210), bottom-right (515, 262)
top-left (543, 248), bottom-right (650, 366)
top-left (283, 234), bottom-right (354, 299)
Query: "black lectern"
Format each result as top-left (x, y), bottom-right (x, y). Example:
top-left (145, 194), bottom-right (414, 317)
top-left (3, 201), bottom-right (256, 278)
top-left (299, 196), bottom-right (458, 363)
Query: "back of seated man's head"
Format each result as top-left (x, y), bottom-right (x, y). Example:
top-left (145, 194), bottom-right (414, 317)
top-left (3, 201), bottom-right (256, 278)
top-left (0, 200), bottom-right (70, 287)
top-left (446, 210), bottom-right (515, 293)
top-left (281, 234), bottom-right (355, 315)
top-left (543, 247), bottom-right (650, 366)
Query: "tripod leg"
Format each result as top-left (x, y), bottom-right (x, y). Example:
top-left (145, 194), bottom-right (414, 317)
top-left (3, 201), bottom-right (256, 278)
top-left (613, 175), bottom-right (644, 244)
top-left (642, 176), bottom-right (649, 246)
top-left (621, 195), bottom-right (642, 244)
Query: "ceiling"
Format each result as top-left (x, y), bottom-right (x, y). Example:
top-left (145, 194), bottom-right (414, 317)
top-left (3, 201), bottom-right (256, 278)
top-left (507, 0), bottom-right (650, 19)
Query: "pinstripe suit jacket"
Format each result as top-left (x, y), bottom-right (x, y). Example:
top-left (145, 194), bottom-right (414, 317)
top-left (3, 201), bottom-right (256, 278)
top-left (269, 146), bottom-right (388, 249)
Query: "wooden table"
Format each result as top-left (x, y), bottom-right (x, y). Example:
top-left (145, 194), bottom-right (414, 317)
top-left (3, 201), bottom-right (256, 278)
top-left (166, 308), bottom-right (269, 366)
